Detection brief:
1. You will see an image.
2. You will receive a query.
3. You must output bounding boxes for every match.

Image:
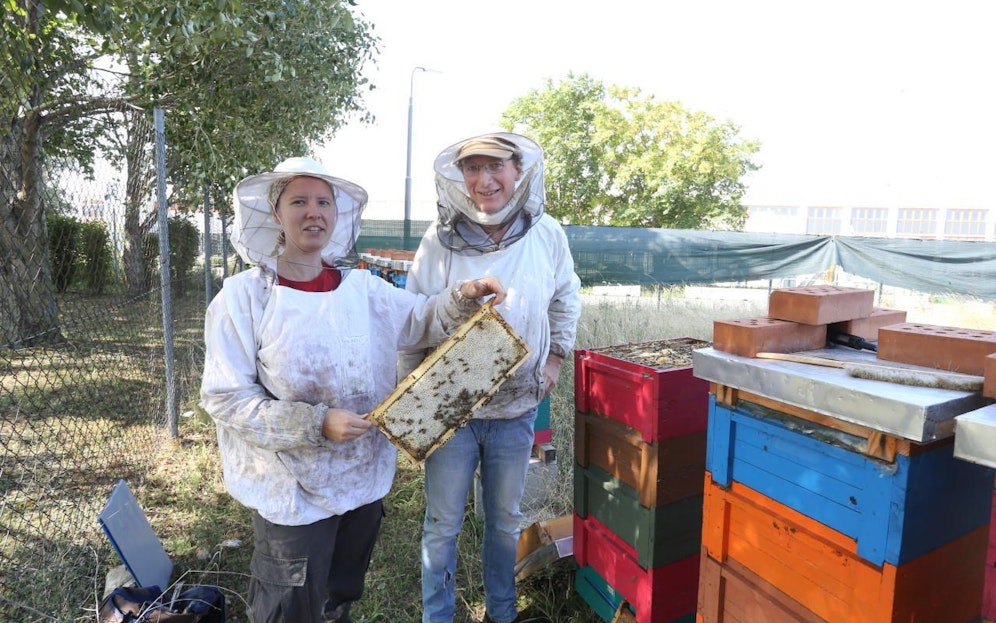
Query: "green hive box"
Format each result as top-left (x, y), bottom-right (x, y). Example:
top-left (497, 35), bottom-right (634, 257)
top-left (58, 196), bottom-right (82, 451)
top-left (574, 462), bottom-right (702, 569)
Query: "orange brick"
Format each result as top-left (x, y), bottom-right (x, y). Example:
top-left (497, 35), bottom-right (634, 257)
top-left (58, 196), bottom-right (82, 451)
top-left (878, 323), bottom-right (996, 376)
top-left (768, 286), bottom-right (875, 326)
top-left (830, 307), bottom-right (908, 342)
top-left (713, 317), bottom-right (827, 358)
top-left (985, 354), bottom-right (996, 399)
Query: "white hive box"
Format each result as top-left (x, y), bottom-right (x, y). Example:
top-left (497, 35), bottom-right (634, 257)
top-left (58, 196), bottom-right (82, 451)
top-left (369, 301), bottom-right (531, 462)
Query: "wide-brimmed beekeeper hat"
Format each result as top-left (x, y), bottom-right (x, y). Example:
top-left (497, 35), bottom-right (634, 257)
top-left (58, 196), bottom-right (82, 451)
top-left (231, 156), bottom-right (368, 266)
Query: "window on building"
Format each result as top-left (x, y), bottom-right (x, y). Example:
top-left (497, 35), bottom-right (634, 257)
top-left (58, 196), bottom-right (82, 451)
top-left (850, 207), bottom-right (888, 235)
top-left (806, 206), bottom-right (842, 235)
top-left (944, 208), bottom-right (987, 240)
top-left (895, 208), bottom-right (937, 236)
top-left (748, 206), bottom-right (799, 218)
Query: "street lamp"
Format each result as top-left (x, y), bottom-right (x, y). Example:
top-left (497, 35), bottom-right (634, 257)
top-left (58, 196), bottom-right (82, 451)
top-left (404, 65), bottom-right (440, 250)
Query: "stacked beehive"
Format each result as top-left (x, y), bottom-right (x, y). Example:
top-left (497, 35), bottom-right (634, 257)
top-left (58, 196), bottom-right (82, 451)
top-left (358, 248), bottom-right (415, 287)
top-left (573, 338), bottom-right (711, 623)
top-left (697, 286), bottom-right (996, 623)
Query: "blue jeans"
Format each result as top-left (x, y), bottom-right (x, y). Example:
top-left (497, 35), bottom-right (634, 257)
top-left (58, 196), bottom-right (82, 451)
top-left (421, 410), bottom-right (537, 623)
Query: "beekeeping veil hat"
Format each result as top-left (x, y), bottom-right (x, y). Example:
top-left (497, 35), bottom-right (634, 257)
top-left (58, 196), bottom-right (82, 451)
top-left (433, 132), bottom-right (545, 254)
top-left (231, 156), bottom-right (368, 267)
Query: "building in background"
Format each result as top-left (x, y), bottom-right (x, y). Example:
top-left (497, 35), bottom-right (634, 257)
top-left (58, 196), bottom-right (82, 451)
top-left (746, 205), bottom-right (995, 241)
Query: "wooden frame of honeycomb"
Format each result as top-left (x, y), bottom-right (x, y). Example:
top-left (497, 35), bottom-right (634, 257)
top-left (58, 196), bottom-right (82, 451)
top-left (368, 301), bottom-right (531, 463)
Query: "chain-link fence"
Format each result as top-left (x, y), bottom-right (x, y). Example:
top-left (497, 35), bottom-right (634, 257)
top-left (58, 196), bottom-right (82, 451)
top-left (1, 100), bottom-right (213, 620)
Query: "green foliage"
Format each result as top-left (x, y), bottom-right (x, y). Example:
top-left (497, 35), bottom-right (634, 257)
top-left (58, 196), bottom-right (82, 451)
top-left (132, 0), bottom-right (380, 219)
top-left (167, 217), bottom-right (200, 284)
top-left (143, 217), bottom-right (200, 294)
top-left (47, 214), bottom-right (81, 293)
top-left (502, 73), bottom-right (761, 230)
top-left (6, 0), bottom-right (379, 223)
top-left (79, 221), bottom-right (114, 294)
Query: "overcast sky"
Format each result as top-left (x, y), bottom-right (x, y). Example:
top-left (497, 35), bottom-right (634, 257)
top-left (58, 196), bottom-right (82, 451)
top-left (318, 0), bottom-right (996, 221)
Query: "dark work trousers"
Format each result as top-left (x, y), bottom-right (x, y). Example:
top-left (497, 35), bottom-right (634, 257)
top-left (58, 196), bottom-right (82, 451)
top-left (247, 499), bottom-right (384, 623)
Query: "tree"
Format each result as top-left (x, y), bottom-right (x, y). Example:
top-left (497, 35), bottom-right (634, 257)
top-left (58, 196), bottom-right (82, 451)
top-left (1, 0), bottom-right (377, 345)
top-left (501, 73), bottom-right (761, 230)
top-left (66, 0), bottom-right (377, 294)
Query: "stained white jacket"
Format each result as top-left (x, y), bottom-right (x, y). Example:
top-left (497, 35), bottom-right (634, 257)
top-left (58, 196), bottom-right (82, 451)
top-left (201, 266), bottom-right (477, 525)
top-left (399, 214), bottom-right (582, 419)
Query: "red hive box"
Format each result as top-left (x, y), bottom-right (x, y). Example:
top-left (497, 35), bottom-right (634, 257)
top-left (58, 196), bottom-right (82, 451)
top-left (574, 338), bottom-right (710, 442)
top-left (575, 512), bottom-right (699, 623)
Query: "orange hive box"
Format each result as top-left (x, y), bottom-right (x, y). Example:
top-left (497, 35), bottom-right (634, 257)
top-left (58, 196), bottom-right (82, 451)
top-left (768, 285), bottom-right (876, 326)
top-left (697, 547), bottom-right (824, 623)
top-left (712, 317), bottom-right (826, 358)
top-left (877, 322), bottom-right (996, 376)
top-left (701, 472), bottom-right (987, 623)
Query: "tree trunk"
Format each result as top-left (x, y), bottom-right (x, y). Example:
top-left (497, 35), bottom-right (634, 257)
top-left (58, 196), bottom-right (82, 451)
top-left (122, 109), bottom-right (156, 294)
top-left (0, 111), bottom-right (63, 347)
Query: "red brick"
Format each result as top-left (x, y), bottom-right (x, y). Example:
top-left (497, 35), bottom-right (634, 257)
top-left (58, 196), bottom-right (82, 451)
top-left (877, 323), bottom-right (996, 376)
top-left (985, 354), bottom-right (996, 399)
top-left (768, 286), bottom-right (875, 325)
top-left (830, 307), bottom-right (908, 341)
top-left (713, 317), bottom-right (827, 358)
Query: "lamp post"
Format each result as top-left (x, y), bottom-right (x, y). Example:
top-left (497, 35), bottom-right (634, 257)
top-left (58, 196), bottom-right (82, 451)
top-left (404, 66), bottom-right (439, 250)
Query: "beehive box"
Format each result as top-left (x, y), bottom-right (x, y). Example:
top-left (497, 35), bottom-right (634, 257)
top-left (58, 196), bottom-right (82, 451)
top-left (575, 338), bottom-right (710, 442)
top-left (574, 512), bottom-right (699, 623)
top-left (701, 473), bottom-right (988, 623)
top-left (533, 395), bottom-right (552, 445)
top-left (575, 565), bottom-right (632, 623)
top-left (697, 547), bottom-right (824, 623)
top-left (574, 463), bottom-right (702, 568)
top-left (368, 302), bottom-right (530, 462)
top-left (707, 397), bottom-right (994, 566)
top-left (985, 490), bottom-right (996, 622)
top-left (575, 410), bottom-right (706, 507)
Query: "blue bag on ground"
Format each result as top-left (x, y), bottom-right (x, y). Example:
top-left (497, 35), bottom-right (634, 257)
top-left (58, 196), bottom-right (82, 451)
top-left (98, 584), bottom-right (225, 623)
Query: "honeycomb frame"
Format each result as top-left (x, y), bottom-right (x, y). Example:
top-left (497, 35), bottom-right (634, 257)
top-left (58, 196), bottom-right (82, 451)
top-left (368, 301), bottom-right (531, 462)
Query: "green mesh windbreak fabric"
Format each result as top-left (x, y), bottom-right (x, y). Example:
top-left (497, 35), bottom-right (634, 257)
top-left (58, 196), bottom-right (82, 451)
top-left (358, 221), bottom-right (996, 299)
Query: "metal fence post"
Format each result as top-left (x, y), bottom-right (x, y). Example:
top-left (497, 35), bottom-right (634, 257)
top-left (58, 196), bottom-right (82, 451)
top-left (203, 184), bottom-right (213, 306)
top-left (222, 216), bottom-right (230, 278)
top-left (154, 108), bottom-right (178, 437)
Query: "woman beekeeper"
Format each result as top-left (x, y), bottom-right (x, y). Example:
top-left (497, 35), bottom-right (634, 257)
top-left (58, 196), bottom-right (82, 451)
top-left (400, 133), bottom-right (582, 623)
top-left (200, 156), bottom-right (504, 623)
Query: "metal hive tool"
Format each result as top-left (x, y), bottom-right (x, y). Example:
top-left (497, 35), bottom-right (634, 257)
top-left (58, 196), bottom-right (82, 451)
top-left (368, 300), bottom-right (531, 463)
